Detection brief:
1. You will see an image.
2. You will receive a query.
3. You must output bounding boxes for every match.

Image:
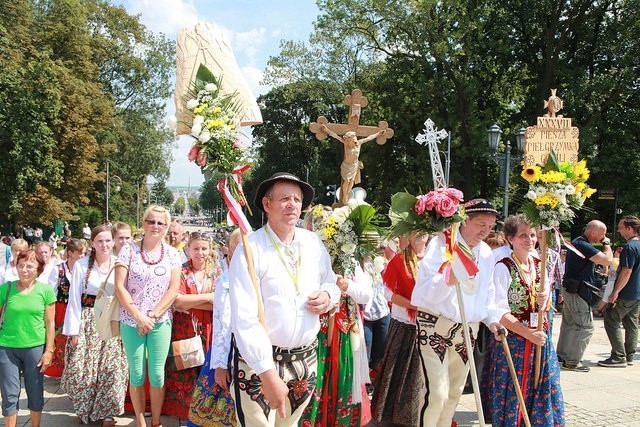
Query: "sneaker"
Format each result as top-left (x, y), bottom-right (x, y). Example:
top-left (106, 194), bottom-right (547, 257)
top-left (561, 362), bottom-right (590, 372)
top-left (597, 357), bottom-right (627, 368)
top-left (626, 356), bottom-right (634, 366)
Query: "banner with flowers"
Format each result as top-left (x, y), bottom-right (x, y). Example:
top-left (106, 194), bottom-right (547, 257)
top-left (520, 150), bottom-right (596, 228)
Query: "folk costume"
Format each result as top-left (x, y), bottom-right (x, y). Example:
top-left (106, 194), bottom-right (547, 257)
top-left (300, 263), bottom-right (372, 427)
top-left (371, 250), bottom-right (424, 426)
top-left (163, 260), bottom-right (221, 420)
top-left (481, 254), bottom-right (565, 426)
top-left (229, 226), bottom-right (340, 427)
top-left (61, 256), bottom-right (128, 424)
top-left (188, 269), bottom-right (237, 426)
top-left (412, 232), bottom-right (501, 427)
top-left (45, 261), bottom-right (72, 377)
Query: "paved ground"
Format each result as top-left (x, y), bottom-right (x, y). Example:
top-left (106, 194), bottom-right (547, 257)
top-left (3, 313), bottom-right (639, 426)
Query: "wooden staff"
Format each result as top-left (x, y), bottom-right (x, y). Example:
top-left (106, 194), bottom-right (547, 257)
top-left (498, 328), bottom-right (532, 427)
top-left (534, 229), bottom-right (548, 388)
top-left (240, 231), bottom-right (266, 328)
top-left (454, 282), bottom-right (486, 427)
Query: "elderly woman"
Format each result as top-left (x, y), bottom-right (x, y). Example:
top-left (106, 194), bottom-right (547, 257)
top-left (163, 232), bottom-right (222, 421)
top-left (0, 249), bottom-right (56, 427)
top-left (481, 214), bottom-right (564, 426)
top-left (115, 205), bottom-right (181, 427)
top-left (45, 238), bottom-right (86, 377)
top-left (0, 239), bottom-right (29, 284)
top-left (62, 226), bottom-right (128, 425)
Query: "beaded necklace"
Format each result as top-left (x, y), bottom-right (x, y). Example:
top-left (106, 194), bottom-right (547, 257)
top-left (140, 239), bottom-right (165, 266)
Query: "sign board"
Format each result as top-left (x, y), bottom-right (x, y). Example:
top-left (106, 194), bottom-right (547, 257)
top-left (598, 189), bottom-right (616, 200)
top-left (523, 90), bottom-right (580, 167)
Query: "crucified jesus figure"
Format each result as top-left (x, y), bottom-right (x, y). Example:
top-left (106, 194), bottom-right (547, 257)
top-left (321, 124), bottom-right (387, 205)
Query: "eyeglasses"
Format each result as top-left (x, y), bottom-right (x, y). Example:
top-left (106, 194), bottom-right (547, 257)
top-left (144, 220), bottom-right (166, 227)
top-left (189, 232), bottom-right (211, 241)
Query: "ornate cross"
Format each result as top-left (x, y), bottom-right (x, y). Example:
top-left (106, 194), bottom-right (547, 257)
top-left (415, 118), bottom-right (449, 190)
top-left (309, 89), bottom-right (394, 144)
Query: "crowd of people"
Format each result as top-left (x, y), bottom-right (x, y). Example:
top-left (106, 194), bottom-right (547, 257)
top-left (0, 172), bottom-right (638, 427)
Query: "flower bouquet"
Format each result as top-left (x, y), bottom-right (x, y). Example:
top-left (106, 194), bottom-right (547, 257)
top-left (309, 204), bottom-right (380, 276)
top-left (520, 150), bottom-right (596, 228)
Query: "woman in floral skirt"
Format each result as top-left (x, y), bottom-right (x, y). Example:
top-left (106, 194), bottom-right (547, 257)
top-left (45, 238), bottom-right (86, 377)
top-left (62, 226), bottom-right (128, 424)
top-left (163, 232), bottom-right (222, 422)
top-left (481, 214), bottom-right (564, 426)
top-left (187, 229), bottom-right (243, 426)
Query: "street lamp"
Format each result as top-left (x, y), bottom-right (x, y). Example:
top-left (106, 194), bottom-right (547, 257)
top-left (487, 124), bottom-right (526, 219)
top-left (106, 162), bottom-right (123, 223)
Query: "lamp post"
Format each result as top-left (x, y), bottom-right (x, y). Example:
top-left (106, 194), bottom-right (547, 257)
top-left (106, 162), bottom-right (123, 223)
top-left (487, 125), bottom-right (525, 219)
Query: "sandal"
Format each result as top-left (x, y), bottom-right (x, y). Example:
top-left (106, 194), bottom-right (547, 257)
top-left (101, 416), bottom-right (116, 427)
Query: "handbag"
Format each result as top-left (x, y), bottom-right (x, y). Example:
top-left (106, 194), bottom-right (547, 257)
top-left (168, 319), bottom-right (205, 370)
top-left (94, 265), bottom-right (120, 340)
top-left (0, 282), bottom-right (12, 331)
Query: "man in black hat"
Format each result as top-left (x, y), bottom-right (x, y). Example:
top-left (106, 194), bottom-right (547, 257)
top-left (229, 172), bottom-right (340, 426)
top-left (411, 198), bottom-right (505, 427)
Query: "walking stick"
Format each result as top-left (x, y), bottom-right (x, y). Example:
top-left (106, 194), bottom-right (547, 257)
top-left (240, 230), bottom-right (266, 328)
top-left (453, 282), bottom-right (486, 427)
top-left (534, 230), bottom-right (548, 388)
top-left (498, 328), bottom-right (532, 427)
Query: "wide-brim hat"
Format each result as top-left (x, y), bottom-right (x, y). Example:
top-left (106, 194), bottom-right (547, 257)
top-left (464, 198), bottom-right (499, 216)
top-left (253, 172), bottom-right (315, 213)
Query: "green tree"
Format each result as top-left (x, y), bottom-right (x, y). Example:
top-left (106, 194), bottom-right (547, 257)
top-left (199, 176), bottom-right (225, 214)
top-left (188, 197), bottom-right (200, 215)
top-left (173, 197), bottom-right (185, 216)
top-left (150, 181), bottom-right (174, 208)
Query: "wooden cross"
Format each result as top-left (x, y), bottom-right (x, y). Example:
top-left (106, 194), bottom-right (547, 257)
top-left (309, 89), bottom-right (394, 145)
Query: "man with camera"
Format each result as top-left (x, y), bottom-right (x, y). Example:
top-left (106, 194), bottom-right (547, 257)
top-left (557, 220), bottom-right (613, 372)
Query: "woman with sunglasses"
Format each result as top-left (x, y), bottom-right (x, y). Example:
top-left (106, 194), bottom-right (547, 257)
top-left (163, 232), bottom-right (222, 422)
top-left (115, 205), bottom-right (181, 427)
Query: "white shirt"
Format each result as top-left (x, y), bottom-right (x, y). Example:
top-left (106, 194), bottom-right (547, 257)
top-left (63, 256), bottom-right (115, 336)
top-left (411, 232), bottom-right (501, 325)
top-left (493, 253), bottom-right (550, 318)
top-left (344, 262), bottom-right (373, 306)
top-left (47, 260), bottom-right (71, 294)
top-left (383, 287), bottom-right (413, 324)
top-left (230, 226), bottom-right (340, 375)
top-left (38, 260), bottom-right (58, 285)
top-left (493, 244), bottom-right (512, 263)
top-left (212, 270), bottom-right (232, 370)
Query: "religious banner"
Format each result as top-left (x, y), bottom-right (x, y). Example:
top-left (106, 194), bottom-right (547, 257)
top-left (310, 89), bottom-right (394, 206)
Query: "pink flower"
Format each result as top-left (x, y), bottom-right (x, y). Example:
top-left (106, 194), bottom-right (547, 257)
top-left (233, 138), bottom-right (243, 148)
top-left (187, 143), bottom-right (202, 162)
top-left (445, 187), bottom-right (464, 202)
top-left (415, 192), bottom-right (437, 214)
top-left (196, 151), bottom-right (208, 167)
top-left (435, 196), bottom-right (459, 217)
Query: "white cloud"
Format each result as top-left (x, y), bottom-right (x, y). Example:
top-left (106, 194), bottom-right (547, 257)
top-left (232, 27), bottom-right (267, 66)
top-left (125, 0), bottom-right (198, 35)
top-left (241, 66), bottom-right (269, 97)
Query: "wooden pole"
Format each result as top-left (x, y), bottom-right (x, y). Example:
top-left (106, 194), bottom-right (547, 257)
top-left (454, 282), bottom-right (486, 427)
top-left (240, 231), bottom-right (265, 328)
top-left (534, 229), bottom-right (548, 388)
top-left (498, 328), bottom-right (532, 427)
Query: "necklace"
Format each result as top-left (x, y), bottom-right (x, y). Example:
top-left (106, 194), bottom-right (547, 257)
top-left (94, 258), bottom-right (114, 279)
top-left (265, 224), bottom-right (301, 294)
top-left (140, 239), bottom-right (165, 266)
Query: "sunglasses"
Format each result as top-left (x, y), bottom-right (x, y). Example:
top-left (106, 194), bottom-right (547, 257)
top-left (190, 232), bottom-right (211, 241)
top-left (144, 220), bottom-right (166, 227)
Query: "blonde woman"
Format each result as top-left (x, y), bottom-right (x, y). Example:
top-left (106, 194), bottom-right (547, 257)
top-left (62, 226), bottom-right (128, 425)
top-left (0, 239), bottom-right (29, 284)
top-left (115, 205), bottom-right (181, 427)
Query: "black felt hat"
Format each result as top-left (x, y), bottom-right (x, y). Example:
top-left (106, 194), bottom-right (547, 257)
top-left (253, 172), bottom-right (315, 213)
top-left (464, 198), bottom-right (499, 216)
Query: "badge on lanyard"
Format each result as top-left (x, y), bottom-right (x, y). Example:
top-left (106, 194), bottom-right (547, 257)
top-left (530, 312), bottom-right (539, 327)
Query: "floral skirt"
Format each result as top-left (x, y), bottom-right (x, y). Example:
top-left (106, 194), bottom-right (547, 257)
top-left (481, 331), bottom-right (565, 426)
top-left (187, 347), bottom-right (237, 426)
top-left (61, 307), bottom-right (128, 423)
top-left (371, 318), bottom-right (424, 426)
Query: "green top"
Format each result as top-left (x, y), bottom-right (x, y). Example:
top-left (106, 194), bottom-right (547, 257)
top-left (0, 281), bottom-right (56, 348)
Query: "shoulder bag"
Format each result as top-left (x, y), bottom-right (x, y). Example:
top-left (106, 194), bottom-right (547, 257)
top-left (0, 282), bottom-right (12, 331)
top-left (168, 317), bottom-right (205, 371)
top-left (95, 244), bottom-right (134, 340)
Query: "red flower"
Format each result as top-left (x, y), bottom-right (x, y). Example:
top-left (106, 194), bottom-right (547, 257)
top-left (188, 143), bottom-right (202, 162)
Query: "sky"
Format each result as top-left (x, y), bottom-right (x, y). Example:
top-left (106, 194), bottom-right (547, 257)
top-left (115, 0), bottom-right (320, 187)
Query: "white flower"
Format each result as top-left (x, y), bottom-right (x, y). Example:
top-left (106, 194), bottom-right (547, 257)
top-left (186, 99), bottom-right (198, 110)
top-left (193, 116), bottom-right (204, 126)
top-left (526, 190), bottom-right (537, 200)
top-left (565, 184), bottom-right (576, 195)
top-left (331, 207), bottom-right (350, 223)
top-left (191, 123), bottom-right (202, 136)
top-left (373, 256), bottom-right (386, 274)
top-left (205, 83), bottom-right (217, 92)
top-left (535, 186), bottom-right (547, 197)
top-left (166, 115), bottom-right (177, 129)
top-left (341, 242), bottom-right (357, 255)
top-left (198, 130), bottom-right (211, 143)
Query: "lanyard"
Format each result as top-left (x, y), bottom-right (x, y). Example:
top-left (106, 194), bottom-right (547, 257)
top-left (265, 225), bottom-right (301, 294)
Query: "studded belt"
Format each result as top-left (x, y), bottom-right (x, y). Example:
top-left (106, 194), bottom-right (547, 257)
top-left (272, 338), bottom-right (318, 363)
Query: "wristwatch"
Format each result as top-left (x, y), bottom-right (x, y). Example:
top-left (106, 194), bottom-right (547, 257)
top-left (146, 310), bottom-right (157, 319)
top-left (602, 239), bottom-right (611, 246)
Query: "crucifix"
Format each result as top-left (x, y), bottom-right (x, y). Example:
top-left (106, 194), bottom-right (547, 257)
top-left (310, 89), bottom-right (394, 206)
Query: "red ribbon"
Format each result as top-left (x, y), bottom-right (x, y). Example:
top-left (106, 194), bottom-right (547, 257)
top-left (217, 165), bottom-right (252, 233)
